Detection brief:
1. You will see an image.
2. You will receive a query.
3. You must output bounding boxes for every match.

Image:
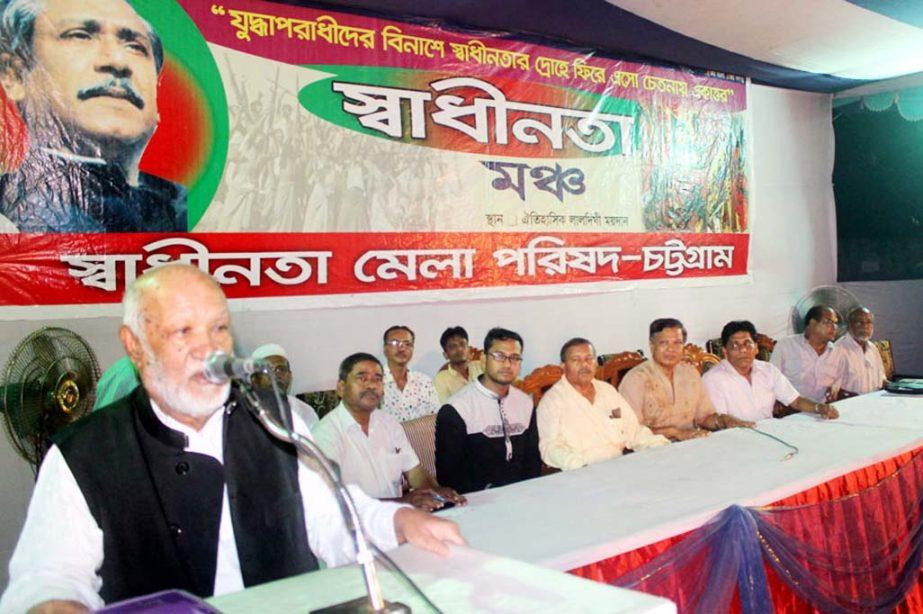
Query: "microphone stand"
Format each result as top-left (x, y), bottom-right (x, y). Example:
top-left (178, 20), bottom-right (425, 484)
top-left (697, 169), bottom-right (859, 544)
top-left (236, 382), bottom-right (409, 613)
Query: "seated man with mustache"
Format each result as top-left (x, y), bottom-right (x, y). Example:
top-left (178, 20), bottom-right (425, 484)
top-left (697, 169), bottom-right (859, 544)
top-left (537, 338), bottom-right (669, 471)
top-left (0, 0), bottom-right (186, 232)
top-left (312, 353), bottom-right (466, 512)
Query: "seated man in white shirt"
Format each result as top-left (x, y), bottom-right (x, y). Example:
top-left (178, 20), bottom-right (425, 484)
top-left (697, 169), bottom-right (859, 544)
top-left (834, 307), bottom-right (887, 394)
top-left (704, 320), bottom-right (839, 422)
top-left (250, 343), bottom-right (319, 427)
top-left (537, 338), bottom-right (668, 471)
top-left (0, 264), bottom-right (464, 613)
top-left (313, 353), bottom-right (466, 512)
top-left (770, 305), bottom-right (848, 402)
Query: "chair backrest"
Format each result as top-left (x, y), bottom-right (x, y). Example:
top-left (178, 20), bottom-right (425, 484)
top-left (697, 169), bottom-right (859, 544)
top-left (755, 333), bottom-right (777, 362)
top-left (682, 343), bottom-right (721, 374)
top-left (872, 339), bottom-right (895, 380)
top-left (402, 413), bottom-right (437, 478)
top-left (513, 364), bottom-right (563, 406)
top-left (295, 389), bottom-right (340, 420)
top-left (596, 351), bottom-right (646, 388)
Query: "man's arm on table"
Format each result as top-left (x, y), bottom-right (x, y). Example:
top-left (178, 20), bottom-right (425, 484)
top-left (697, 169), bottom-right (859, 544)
top-left (772, 366), bottom-right (839, 420)
top-left (402, 465), bottom-right (467, 512)
top-left (298, 463), bottom-right (464, 565)
top-left (617, 371), bottom-right (704, 442)
top-left (296, 414), bottom-right (465, 564)
top-left (788, 396), bottom-right (839, 419)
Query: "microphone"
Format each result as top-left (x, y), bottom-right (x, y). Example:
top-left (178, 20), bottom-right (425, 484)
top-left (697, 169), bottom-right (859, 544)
top-left (745, 426), bottom-right (799, 461)
top-left (203, 351), bottom-right (269, 384)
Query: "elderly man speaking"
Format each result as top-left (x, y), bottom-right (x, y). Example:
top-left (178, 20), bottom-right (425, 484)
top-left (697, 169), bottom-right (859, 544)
top-left (0, 264), bottom-right (464, 613)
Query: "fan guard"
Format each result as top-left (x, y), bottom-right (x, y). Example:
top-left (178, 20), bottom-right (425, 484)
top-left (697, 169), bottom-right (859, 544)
top-left (1, 327), bottom-right (101, 472)
top-left (791, 285), bottom-right (861, 339)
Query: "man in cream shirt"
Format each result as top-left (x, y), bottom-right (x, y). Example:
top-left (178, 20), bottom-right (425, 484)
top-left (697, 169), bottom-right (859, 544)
top-left (537, 338), bottom-right (668, 471)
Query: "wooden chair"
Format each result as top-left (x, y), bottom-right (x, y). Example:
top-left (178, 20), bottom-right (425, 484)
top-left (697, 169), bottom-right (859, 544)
top-left (872, 339), bottom-right (895, 380)
top-left (682, 343), bottom-right (721, 374)
top-left (755, 333), bottom-right (777, 362)
top-left (705, 338), bottom-right (725, 359)
top-left (513, 364), bottom-right (563, 407)
top-left (295, 389), bottom-right (340, 420)
top-left (402, 413), bottom-right (437, 478)
top-left (596, 351), bottom-right (646, 388)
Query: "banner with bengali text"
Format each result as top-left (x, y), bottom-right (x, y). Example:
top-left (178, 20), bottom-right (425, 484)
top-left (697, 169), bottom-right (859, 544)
top-left (0, 0), bottom-right (749, 306)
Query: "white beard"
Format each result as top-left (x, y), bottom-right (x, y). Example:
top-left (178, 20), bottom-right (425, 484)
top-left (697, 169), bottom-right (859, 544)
top-left (142, 344), bottom-right (230, 419)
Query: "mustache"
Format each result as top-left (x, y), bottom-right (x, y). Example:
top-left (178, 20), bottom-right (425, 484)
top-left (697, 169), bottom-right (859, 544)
top-left (77, 78), bottom-right (145, 110)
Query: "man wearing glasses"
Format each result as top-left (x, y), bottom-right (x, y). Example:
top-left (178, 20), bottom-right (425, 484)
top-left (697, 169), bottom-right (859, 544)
top-left (704, 321), bottom-right (839, 421)
top-left (250, 343), bottom-right (319, 428)
top-left (435, 327), bottom-right (542, 494)
top-left (770, 305), bottom-right (849, 402)
top-left (380, 325), bottom-right (440, 422)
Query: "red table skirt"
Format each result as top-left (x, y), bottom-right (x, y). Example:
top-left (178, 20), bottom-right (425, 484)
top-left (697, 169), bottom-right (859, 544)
top-left (569, 448), bottom-right (923, 613)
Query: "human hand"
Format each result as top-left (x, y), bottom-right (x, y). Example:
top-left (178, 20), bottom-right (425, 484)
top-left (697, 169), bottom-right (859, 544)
top-left (433, 486), bottom-right (467, 507)
top-left (394, 507), bottom-right (467, 556)
top-left (723, 415), bottom-right (755, 429)
top-left (815, 403), bottom-right (839, 420)
top-left (401, 488), bottom-right (445, 512)
top-left (676, 428), bottom-right (710, 441)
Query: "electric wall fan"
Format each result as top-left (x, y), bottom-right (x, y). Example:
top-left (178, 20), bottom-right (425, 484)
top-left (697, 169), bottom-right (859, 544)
top-left (790, 285), bottom-right (861, 339)
top-left (1, 327), bottom-right (101, 474)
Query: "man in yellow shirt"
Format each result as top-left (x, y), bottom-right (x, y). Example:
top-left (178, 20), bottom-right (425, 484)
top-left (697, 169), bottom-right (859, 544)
top-left (434, 326), bottom-right (484, 403)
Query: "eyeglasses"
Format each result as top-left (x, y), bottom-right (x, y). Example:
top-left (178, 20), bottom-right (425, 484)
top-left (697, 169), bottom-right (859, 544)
top-left (819, 318), bottom-right (838, 327)
top-left (488, 351), bottom-right (523, 364)
top-left (727, 340), bottom-right (756, 351)
top-left (386, 339), bottom-right (414, 349)
top-left (271, 365), bottom-right (291, 376)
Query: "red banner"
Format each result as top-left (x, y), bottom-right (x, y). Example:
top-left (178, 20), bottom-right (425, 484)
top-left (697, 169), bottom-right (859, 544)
top-left (0, 232), bottom-right (747, 305)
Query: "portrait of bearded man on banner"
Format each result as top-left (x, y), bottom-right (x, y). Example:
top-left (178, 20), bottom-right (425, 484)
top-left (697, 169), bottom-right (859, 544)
top-left (0, 0), bottom-right (187, 233)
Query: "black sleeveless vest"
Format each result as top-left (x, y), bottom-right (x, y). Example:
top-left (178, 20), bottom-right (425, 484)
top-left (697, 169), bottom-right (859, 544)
top-left (54, 385), bottom-right (318, 602)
